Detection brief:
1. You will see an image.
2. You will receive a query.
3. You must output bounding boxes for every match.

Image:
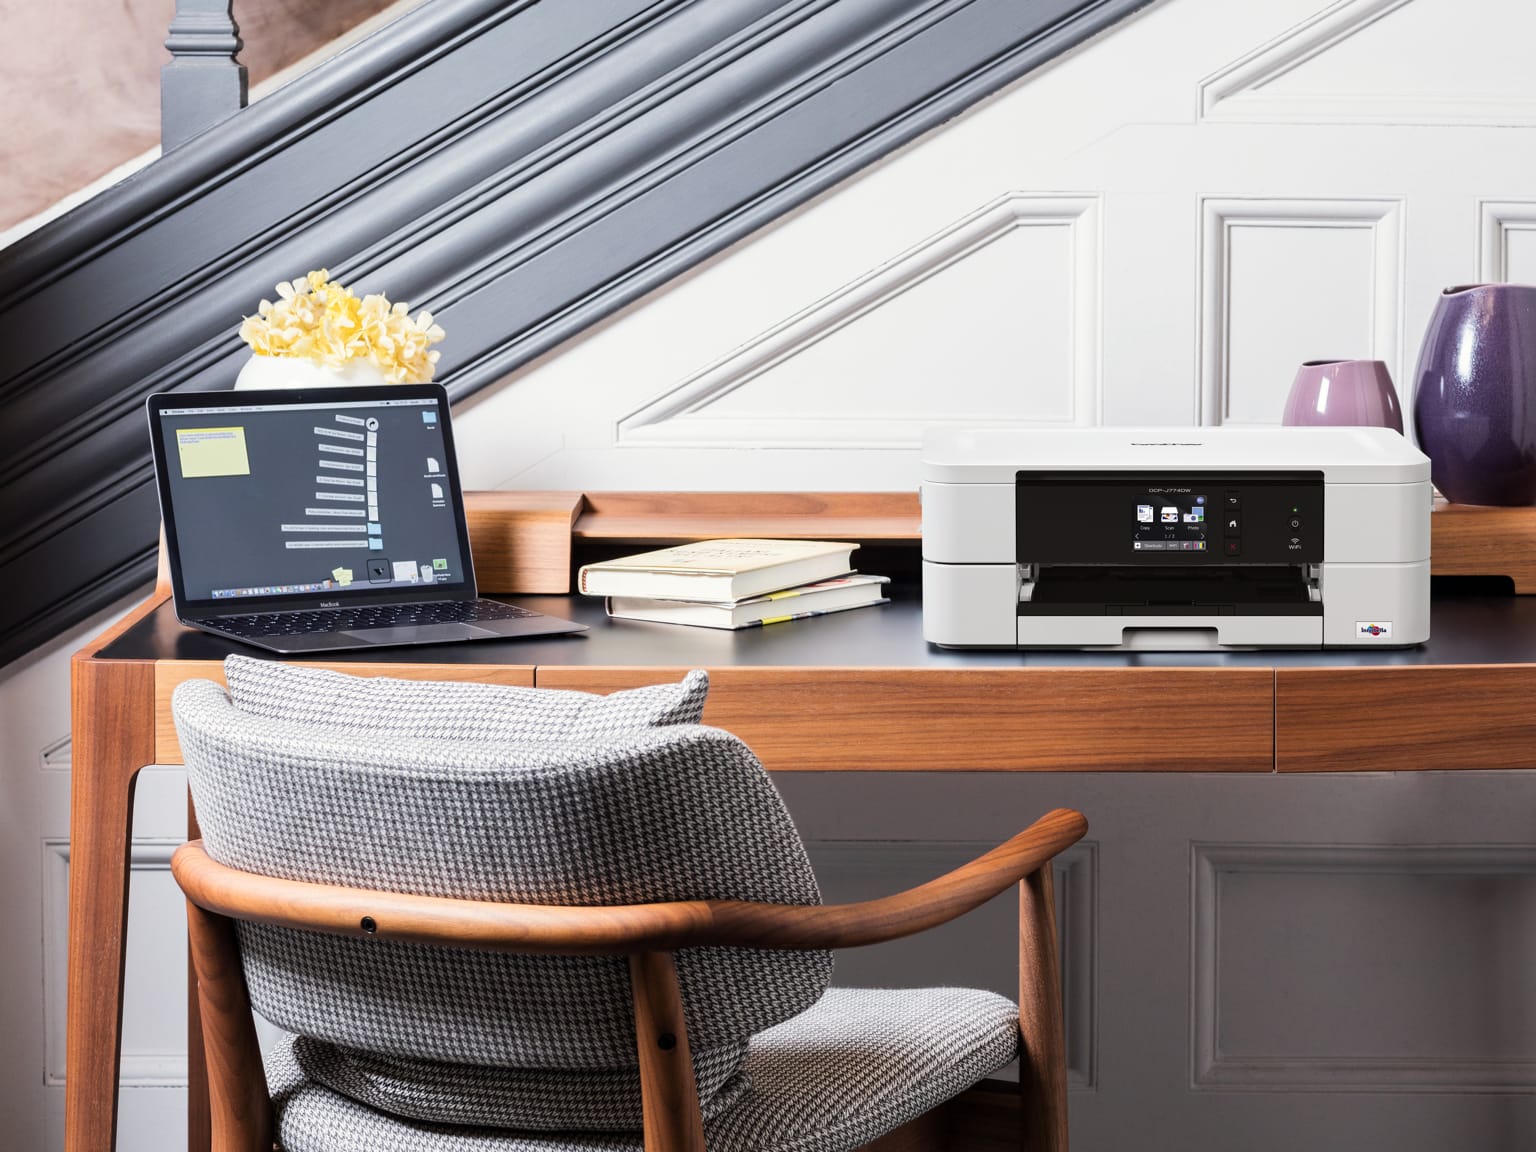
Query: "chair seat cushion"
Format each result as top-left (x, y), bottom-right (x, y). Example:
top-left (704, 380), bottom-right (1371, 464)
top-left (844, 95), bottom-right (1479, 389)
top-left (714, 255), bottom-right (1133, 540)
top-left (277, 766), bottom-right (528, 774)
top-left (268, 986), bottom-right (1021, 1152)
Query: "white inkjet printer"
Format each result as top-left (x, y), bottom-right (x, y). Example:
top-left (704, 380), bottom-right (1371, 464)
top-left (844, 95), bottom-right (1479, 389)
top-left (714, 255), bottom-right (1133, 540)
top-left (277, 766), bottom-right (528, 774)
top-left (922, 426), bottom-right (1431, 649)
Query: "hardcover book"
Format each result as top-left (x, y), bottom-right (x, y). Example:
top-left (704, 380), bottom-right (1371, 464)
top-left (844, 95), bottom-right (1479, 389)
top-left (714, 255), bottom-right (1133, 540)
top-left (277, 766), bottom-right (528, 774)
top-left (606, 574), bottom-right (890, 630)
top-left (577, 538), bottom-right (858, 602)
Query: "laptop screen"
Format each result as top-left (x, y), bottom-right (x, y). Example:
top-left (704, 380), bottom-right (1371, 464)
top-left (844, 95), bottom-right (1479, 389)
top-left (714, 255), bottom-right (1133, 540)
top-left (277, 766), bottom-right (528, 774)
top-left (148, 385), bottom-right (476, 613)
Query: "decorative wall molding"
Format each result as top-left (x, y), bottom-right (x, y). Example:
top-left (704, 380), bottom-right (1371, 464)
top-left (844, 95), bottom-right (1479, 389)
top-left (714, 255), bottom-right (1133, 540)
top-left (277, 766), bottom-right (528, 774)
top-left (617, 192), bottom-right (1102, 447)
top-left (1198, 197), bottom-right (1403, 425)
top-left (40, 735), bottom-right (72, 771)
top-left (1054, 841), bottom-right (1098, 1091)
top-left (1198, 0), bottom-right (1536, 126)
top-left (0, 0), bottom-right (1152, 669)
top-left (1192, 842), bottom-right (1536, 1092)
top-left (44, 841), bottom-right (185, 1087)
top-left (1478, 199), bottom-right (1536, 282)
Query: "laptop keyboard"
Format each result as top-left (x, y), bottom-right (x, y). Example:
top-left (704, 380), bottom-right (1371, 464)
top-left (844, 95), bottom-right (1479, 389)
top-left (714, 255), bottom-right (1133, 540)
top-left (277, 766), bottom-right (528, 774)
top-left (211, 599), bottom-right (537, 639)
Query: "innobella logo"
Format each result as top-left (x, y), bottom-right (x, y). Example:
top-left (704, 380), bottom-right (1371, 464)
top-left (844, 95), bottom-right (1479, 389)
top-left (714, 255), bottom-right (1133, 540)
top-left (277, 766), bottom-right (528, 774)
top-left (1356, 621), bottom-right (1392, 638)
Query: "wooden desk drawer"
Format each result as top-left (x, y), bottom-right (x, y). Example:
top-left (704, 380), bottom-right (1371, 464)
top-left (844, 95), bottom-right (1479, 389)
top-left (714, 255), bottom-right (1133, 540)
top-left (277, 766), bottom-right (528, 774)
top-left (1277, 665), bottom-right (1536, 772)
top-left (535, 666), bottom-right (1274, 772)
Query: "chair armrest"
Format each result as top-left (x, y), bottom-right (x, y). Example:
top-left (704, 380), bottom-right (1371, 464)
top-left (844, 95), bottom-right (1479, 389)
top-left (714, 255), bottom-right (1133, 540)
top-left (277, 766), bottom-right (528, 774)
top-left (171, 807), bottom-right (1086, 954)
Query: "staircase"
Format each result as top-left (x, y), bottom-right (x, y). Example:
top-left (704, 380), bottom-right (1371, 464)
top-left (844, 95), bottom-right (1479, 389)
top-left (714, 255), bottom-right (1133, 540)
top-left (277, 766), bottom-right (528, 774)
top-left (0, 0), bottom-right (1151, 668)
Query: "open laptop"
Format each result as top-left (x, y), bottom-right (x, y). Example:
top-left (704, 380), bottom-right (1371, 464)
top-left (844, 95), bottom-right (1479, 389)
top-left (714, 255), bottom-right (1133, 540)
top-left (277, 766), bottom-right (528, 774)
top-left (146, 383), bottom-right (586, 653)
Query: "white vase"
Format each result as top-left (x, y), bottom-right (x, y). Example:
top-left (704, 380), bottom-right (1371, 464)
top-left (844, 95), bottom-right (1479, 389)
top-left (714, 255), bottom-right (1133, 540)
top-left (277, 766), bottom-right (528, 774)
top-left (235, 355), bottom-right (393, 390)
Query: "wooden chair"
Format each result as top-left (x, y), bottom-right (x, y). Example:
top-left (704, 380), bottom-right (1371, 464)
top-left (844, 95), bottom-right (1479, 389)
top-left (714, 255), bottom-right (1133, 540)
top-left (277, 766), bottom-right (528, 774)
top-left (175, 806), bottom-right (1084, 1152)
top-left (170, 660), bottom-right (1085, 1152)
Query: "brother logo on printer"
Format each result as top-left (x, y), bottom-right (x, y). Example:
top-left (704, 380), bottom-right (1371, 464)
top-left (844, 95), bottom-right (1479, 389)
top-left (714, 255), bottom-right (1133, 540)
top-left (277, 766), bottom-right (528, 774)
top-left (1356, 621), bottom-right (1393, 638)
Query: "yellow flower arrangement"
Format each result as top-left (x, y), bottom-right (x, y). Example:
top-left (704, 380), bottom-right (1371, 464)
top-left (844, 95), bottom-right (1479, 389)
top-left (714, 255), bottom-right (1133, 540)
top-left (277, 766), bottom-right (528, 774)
top-left (238, 269), bottom-right (446, 384)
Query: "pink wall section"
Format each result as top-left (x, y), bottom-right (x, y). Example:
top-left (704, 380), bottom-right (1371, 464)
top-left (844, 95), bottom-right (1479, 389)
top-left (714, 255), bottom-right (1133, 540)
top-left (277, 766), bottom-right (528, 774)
top-left (0, 0), bottom-right (398, 232)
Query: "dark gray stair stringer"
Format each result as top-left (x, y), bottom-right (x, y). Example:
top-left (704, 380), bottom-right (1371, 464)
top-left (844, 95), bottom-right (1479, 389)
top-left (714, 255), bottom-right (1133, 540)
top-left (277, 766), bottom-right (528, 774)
top-left (0, 0), bottom-right (1153, 668)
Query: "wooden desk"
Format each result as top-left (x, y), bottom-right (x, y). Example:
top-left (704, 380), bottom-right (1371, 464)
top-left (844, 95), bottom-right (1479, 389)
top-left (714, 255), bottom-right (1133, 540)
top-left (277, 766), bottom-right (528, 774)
top-left (64, 492), bottom-right (1536, 1152)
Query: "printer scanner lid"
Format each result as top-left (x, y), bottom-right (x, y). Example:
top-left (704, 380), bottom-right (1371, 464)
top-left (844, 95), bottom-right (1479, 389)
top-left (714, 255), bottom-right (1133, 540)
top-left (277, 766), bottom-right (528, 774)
top-left (923, 426), bottom-right (1429, 485)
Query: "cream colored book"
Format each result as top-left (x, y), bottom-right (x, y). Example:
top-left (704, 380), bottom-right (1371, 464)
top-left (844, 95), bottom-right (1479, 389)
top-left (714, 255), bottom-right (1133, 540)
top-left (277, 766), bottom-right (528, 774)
top-left (577, 538), bottom-right (858, 602)
top-left (607, 574), bottom-right (890, 629)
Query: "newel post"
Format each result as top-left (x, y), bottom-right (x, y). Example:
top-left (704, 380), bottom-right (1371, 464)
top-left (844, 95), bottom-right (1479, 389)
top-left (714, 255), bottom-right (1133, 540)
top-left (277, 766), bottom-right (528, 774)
top-left (162, 0), bottom-right (248, 150)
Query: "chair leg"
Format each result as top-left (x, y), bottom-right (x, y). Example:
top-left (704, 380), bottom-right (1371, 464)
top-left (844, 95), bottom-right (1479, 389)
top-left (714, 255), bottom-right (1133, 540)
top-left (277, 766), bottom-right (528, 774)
top-left (185, 899), bottom-right (273, 1152)
top-left (629, 951), bottom-right (707, 1152)
top-left (1018, 865), bottom-right (1068, 1152)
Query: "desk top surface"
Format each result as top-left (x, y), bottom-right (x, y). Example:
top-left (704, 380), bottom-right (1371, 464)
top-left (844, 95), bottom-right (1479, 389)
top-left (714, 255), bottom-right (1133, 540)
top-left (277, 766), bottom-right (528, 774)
top-left (98, 582), bottom-right (1536, 669)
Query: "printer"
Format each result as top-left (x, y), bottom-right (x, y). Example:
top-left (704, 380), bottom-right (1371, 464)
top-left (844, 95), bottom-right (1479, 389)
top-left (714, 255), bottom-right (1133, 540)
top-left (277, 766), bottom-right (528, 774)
top-left (922, 426), bottom-right (1430, 649)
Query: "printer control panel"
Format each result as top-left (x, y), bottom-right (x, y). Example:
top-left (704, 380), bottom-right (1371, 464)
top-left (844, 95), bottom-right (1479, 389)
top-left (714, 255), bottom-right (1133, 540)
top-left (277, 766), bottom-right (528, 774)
top-left (1016, 471), bottom-right (1324, 566)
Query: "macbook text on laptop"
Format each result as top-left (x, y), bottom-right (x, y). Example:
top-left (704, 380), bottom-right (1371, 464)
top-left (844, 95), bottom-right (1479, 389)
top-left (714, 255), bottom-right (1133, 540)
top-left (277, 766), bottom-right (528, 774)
top-left (146, 383), bottom-right (586, 653)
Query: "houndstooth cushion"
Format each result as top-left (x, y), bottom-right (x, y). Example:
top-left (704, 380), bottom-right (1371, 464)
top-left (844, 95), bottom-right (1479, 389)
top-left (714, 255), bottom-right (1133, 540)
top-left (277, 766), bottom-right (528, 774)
top-left (223, 655), bottom-right (708, 741)
top-left (172, 675), bottom-right (831, 1131)
top-left (266, 986), bottom-right (1021, 1152)
top-left (292, 1036), bottom-right (752, 1130)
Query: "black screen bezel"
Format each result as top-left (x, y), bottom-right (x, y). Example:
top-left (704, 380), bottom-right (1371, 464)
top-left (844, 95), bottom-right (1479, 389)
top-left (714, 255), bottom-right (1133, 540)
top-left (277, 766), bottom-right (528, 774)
top-left (146, 383), bottom-right (478, 619)
top-left (1016, 469), bottom-right (1325, 566)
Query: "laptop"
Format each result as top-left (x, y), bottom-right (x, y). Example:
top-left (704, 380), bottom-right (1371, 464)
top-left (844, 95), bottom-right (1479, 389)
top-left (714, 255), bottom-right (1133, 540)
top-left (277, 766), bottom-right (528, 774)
top-left (146, 383), bottom-right (586, 653)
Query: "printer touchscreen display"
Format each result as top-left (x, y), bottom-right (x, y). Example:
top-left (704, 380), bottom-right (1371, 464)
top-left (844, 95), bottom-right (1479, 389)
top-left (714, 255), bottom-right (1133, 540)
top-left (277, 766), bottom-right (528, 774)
top-left (1133, 491), bottom-right (1209, 553)
top-left (1017, 471), bottom-right (1323, 566)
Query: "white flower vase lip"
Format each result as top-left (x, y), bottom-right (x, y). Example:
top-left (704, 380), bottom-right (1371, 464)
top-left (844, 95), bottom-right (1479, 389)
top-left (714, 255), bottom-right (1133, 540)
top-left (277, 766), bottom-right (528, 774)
top-left (235, 355), bottom-right (395, 390)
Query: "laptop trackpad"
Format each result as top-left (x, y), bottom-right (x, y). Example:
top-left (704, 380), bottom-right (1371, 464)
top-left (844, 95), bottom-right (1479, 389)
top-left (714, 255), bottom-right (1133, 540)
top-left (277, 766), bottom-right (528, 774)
top-left (341, 623), bottom-right (500, 645)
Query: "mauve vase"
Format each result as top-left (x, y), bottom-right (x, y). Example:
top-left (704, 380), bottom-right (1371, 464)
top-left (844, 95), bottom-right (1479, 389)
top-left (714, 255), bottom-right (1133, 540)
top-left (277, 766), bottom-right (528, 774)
top-left (1282, 359), bottom-right (1403, 432)
top-left (1412, 283), bottom-right (1536, 505)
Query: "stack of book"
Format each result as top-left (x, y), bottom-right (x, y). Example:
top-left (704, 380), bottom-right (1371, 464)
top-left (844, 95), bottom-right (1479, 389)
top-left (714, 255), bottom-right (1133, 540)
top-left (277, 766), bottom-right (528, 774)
top-left (577, 538), bottom-right (889, 630)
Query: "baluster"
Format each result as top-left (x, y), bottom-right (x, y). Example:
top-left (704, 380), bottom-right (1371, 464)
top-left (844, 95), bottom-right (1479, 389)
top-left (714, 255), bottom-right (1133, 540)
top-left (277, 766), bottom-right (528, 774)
top-left (162, 0), bottom-right (248, 151)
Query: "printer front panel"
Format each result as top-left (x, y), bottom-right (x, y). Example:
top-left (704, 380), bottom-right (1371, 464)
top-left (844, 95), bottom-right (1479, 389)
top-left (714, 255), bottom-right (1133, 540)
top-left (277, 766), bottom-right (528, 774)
top-left (1009, 470), bottom-right (1324, 648)
top-left (1015, 470), bottom-right (1324, 569)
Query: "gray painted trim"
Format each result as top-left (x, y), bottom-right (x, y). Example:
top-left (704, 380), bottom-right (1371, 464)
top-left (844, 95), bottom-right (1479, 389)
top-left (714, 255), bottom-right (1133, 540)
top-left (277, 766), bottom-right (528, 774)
top-left (0, 0), bottom-right (1154, 667)
top-left (161, 0), bottom-right (248, 150)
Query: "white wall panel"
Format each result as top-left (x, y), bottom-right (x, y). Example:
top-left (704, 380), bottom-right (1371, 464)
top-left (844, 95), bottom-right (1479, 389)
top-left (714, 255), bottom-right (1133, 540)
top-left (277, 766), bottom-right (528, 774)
top-left (619, 194), bottom-right (1100, 448)
top-left (1200, 198), bottom-right (1402, 425)
top-left (457, 0), bottom-right (1536, 492)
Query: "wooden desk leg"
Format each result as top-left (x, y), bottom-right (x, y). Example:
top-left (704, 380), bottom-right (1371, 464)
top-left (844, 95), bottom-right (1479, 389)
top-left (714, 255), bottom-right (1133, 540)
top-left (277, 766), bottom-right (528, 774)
top-left (64, 659), bottom-right (155, 1152)
top-left (188, 801), bottom-right (209, 1152)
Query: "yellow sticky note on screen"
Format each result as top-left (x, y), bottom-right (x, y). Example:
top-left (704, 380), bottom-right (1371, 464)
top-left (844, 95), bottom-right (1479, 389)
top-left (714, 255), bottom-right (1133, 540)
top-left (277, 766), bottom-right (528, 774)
top-left (332, 567), bottom-right (354, 586)
top-left (176, 427), bottom-right (250, 478)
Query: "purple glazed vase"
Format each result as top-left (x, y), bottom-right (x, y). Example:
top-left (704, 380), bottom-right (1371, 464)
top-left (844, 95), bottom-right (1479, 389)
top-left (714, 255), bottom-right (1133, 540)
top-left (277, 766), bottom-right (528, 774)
top-left (1282, 359), bottom-right (1403, 432)
top-left (1413, 283), bottom-right (1536, 505)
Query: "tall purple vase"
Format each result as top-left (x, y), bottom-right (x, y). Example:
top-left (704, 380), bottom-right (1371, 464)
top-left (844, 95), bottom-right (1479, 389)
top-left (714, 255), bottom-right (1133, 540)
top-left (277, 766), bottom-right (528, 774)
top-left (1413, 283), bottom-right (1536, 505)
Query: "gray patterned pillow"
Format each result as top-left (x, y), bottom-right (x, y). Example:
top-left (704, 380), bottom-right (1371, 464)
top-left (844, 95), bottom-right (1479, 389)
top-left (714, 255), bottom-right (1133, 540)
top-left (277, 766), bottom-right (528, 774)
top-left (223, 654), bottom-right (708, 742)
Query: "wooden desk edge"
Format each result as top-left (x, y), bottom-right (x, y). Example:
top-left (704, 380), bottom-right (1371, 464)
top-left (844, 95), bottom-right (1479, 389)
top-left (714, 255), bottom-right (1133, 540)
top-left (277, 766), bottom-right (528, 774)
top-left (534, 665), bottom-right (1276, 773)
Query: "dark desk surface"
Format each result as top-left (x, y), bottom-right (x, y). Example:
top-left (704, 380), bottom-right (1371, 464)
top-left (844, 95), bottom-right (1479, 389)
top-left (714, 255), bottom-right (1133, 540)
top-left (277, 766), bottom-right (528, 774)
top-left (99, 582), bottom-right (1536, 668)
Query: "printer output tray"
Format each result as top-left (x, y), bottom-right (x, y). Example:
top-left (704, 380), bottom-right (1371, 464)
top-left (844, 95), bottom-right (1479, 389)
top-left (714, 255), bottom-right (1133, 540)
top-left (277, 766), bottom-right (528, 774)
top-left (1020, 565), bottom-right (1321, 616)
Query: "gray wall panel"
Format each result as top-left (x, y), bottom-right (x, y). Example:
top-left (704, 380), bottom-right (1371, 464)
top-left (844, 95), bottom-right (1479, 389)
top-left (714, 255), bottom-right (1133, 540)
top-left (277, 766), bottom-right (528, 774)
top-left (773, 771), bottom-right (1536, 1152)
top-left (1196, 845), bottom-right (1536, 1090)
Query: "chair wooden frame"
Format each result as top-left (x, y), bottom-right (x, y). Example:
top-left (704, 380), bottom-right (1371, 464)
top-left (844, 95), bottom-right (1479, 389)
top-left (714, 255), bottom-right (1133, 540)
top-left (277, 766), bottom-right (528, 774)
top-left (172, 807), bottom-right (1087, 1152)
